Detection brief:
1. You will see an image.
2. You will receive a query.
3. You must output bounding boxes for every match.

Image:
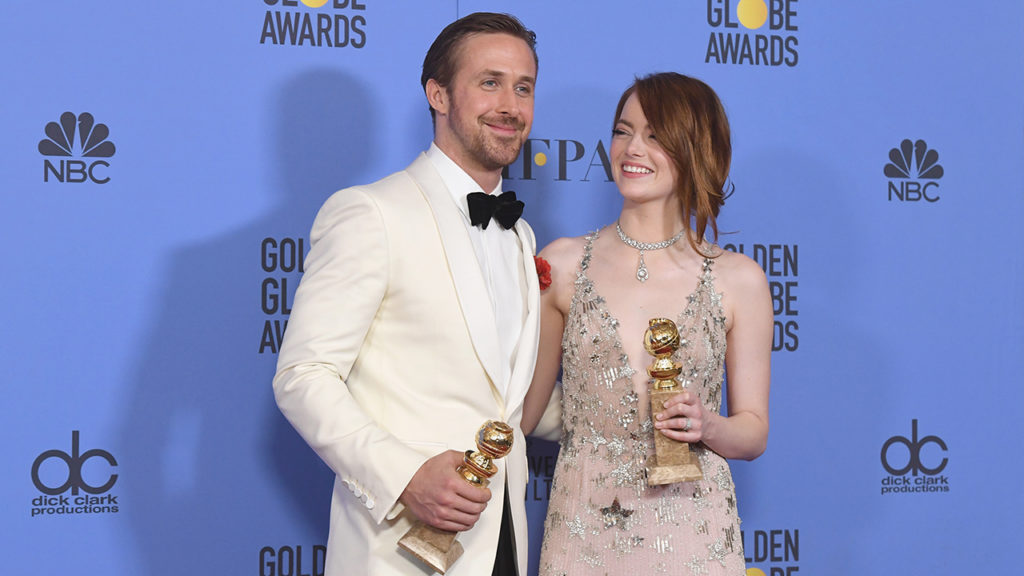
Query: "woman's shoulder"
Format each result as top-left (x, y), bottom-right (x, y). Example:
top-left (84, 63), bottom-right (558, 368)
top-left (535, 234), bottom-right (593, 307)
top-left (538, 233), bottom-right (590, 265)
top-left (538, 233), bottom-right (596, 294)
top-left (707, 245), bottom-right (769, 292)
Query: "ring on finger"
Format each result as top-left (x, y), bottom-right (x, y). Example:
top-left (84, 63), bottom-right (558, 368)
top-left (682, 417), bottom-right (692, 432)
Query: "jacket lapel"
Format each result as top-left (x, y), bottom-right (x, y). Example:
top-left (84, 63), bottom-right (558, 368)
top-left (504, 219), bottom-right (541, 417)
top-left (405, 155), bottom-right (504, 397)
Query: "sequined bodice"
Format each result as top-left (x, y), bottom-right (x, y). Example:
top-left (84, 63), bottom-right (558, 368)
top-left (538, 231), bottom-right (746, 576)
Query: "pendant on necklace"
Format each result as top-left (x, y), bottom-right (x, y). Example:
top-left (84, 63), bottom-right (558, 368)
top-left (636, 251), bottom-right (649, 283)
top-left (616, 221), bottom-right (686, 284)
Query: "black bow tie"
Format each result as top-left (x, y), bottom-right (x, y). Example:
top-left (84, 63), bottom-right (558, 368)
top-left (467, 191), bottom-right (524, 230)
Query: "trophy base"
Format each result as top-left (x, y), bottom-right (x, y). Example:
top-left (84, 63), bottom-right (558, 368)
top-left (646, 459), bottom-right (704, 485)
top-left (647, 387), bottom-right (704, 485)
top-left (398, 522), bottom-right (464, 574)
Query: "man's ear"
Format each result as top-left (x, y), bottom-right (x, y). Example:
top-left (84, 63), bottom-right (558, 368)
top-left (425, 78), bottom-right (448, 117)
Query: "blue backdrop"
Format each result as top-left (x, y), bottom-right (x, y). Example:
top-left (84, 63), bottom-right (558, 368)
top-left (3, 2), bottom-right (1022, 574)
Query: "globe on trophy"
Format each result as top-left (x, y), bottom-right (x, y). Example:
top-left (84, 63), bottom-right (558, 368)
top-left (398, 420), bottom-right (514, 574)
top-left (644, 317), bottom-right (703, 485)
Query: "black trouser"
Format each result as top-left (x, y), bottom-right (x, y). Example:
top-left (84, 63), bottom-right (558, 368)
top-left (490, 488), bottom-right (518, 576)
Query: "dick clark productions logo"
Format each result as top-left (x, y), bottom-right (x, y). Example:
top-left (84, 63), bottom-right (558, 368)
top-left (30, 431), bottom-right (120, 516)
top-left (38, 112), bottom-right (116, 184)
top-left (880, 419), bottom-right (949, 495)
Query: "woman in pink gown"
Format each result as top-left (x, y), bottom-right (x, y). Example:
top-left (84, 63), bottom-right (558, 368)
top-left (523, 73), bottom-right (773, 575)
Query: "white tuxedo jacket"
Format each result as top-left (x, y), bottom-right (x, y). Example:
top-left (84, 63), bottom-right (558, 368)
top-left (274, 153), bottom-right (542, 575)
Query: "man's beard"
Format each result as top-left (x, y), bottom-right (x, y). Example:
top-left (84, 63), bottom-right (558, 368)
top-left (449, 102), bottom-right (527, 171)
top-left (471, 116), bottom-right (526, 170)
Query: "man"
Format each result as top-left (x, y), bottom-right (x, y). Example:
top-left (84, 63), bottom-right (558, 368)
top-left (273, 12), bottom-right (552, 576)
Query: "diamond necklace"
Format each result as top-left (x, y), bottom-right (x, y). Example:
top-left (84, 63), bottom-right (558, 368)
top-left (615, 221), bottom-right (686, 283)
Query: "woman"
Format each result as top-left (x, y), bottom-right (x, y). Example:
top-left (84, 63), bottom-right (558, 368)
top-left (523, 72), bottom-right (772, 575)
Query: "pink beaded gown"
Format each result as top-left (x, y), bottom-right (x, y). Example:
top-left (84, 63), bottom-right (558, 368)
top-left (538, 231), bottom-right (747, 576)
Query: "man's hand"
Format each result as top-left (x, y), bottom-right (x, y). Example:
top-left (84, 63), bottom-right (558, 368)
top-left (399, 450), bottom-right (492, 532)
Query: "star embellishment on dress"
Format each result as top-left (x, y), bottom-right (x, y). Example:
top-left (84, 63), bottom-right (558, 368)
top-left (566, 515), bottom-right (587, 540)
top-left (600, 497), bottom-right (634, 530)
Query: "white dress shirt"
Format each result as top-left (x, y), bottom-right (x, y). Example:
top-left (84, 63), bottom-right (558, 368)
top-left (426, 144), bottom-right (525, 400)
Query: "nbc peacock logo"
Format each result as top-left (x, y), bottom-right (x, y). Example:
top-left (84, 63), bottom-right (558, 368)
top-left (884, 139), bottom-right (945, 203)
top-left (39, 112), bottom-right (116, 184)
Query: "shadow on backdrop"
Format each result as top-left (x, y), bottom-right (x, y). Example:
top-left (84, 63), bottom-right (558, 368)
top-left (119, 68), bottom-right (376, 574)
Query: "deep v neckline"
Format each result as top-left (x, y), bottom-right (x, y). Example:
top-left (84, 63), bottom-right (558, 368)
top-left (575, 229), bottom-right (715, 393)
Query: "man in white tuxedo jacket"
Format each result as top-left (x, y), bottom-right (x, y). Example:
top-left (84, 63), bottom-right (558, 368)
top-left (273, 12), bottom-right (553, 576)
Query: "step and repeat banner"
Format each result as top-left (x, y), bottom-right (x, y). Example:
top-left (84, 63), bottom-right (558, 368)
top-left (3, 2), bottom-right (1022, 574)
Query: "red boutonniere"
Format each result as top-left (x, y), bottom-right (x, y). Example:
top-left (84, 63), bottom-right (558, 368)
top-left (534, 255), bottom-right (552, 291)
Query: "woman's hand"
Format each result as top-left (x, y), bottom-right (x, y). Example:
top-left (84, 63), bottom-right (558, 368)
top-left (653, 389), bottom-right (710, 443)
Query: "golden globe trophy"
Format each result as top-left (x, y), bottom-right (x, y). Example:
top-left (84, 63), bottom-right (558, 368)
top-left (644, 318), bottom-right (703, 485)
top-left (398, 420), bottom-right (514, 574)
